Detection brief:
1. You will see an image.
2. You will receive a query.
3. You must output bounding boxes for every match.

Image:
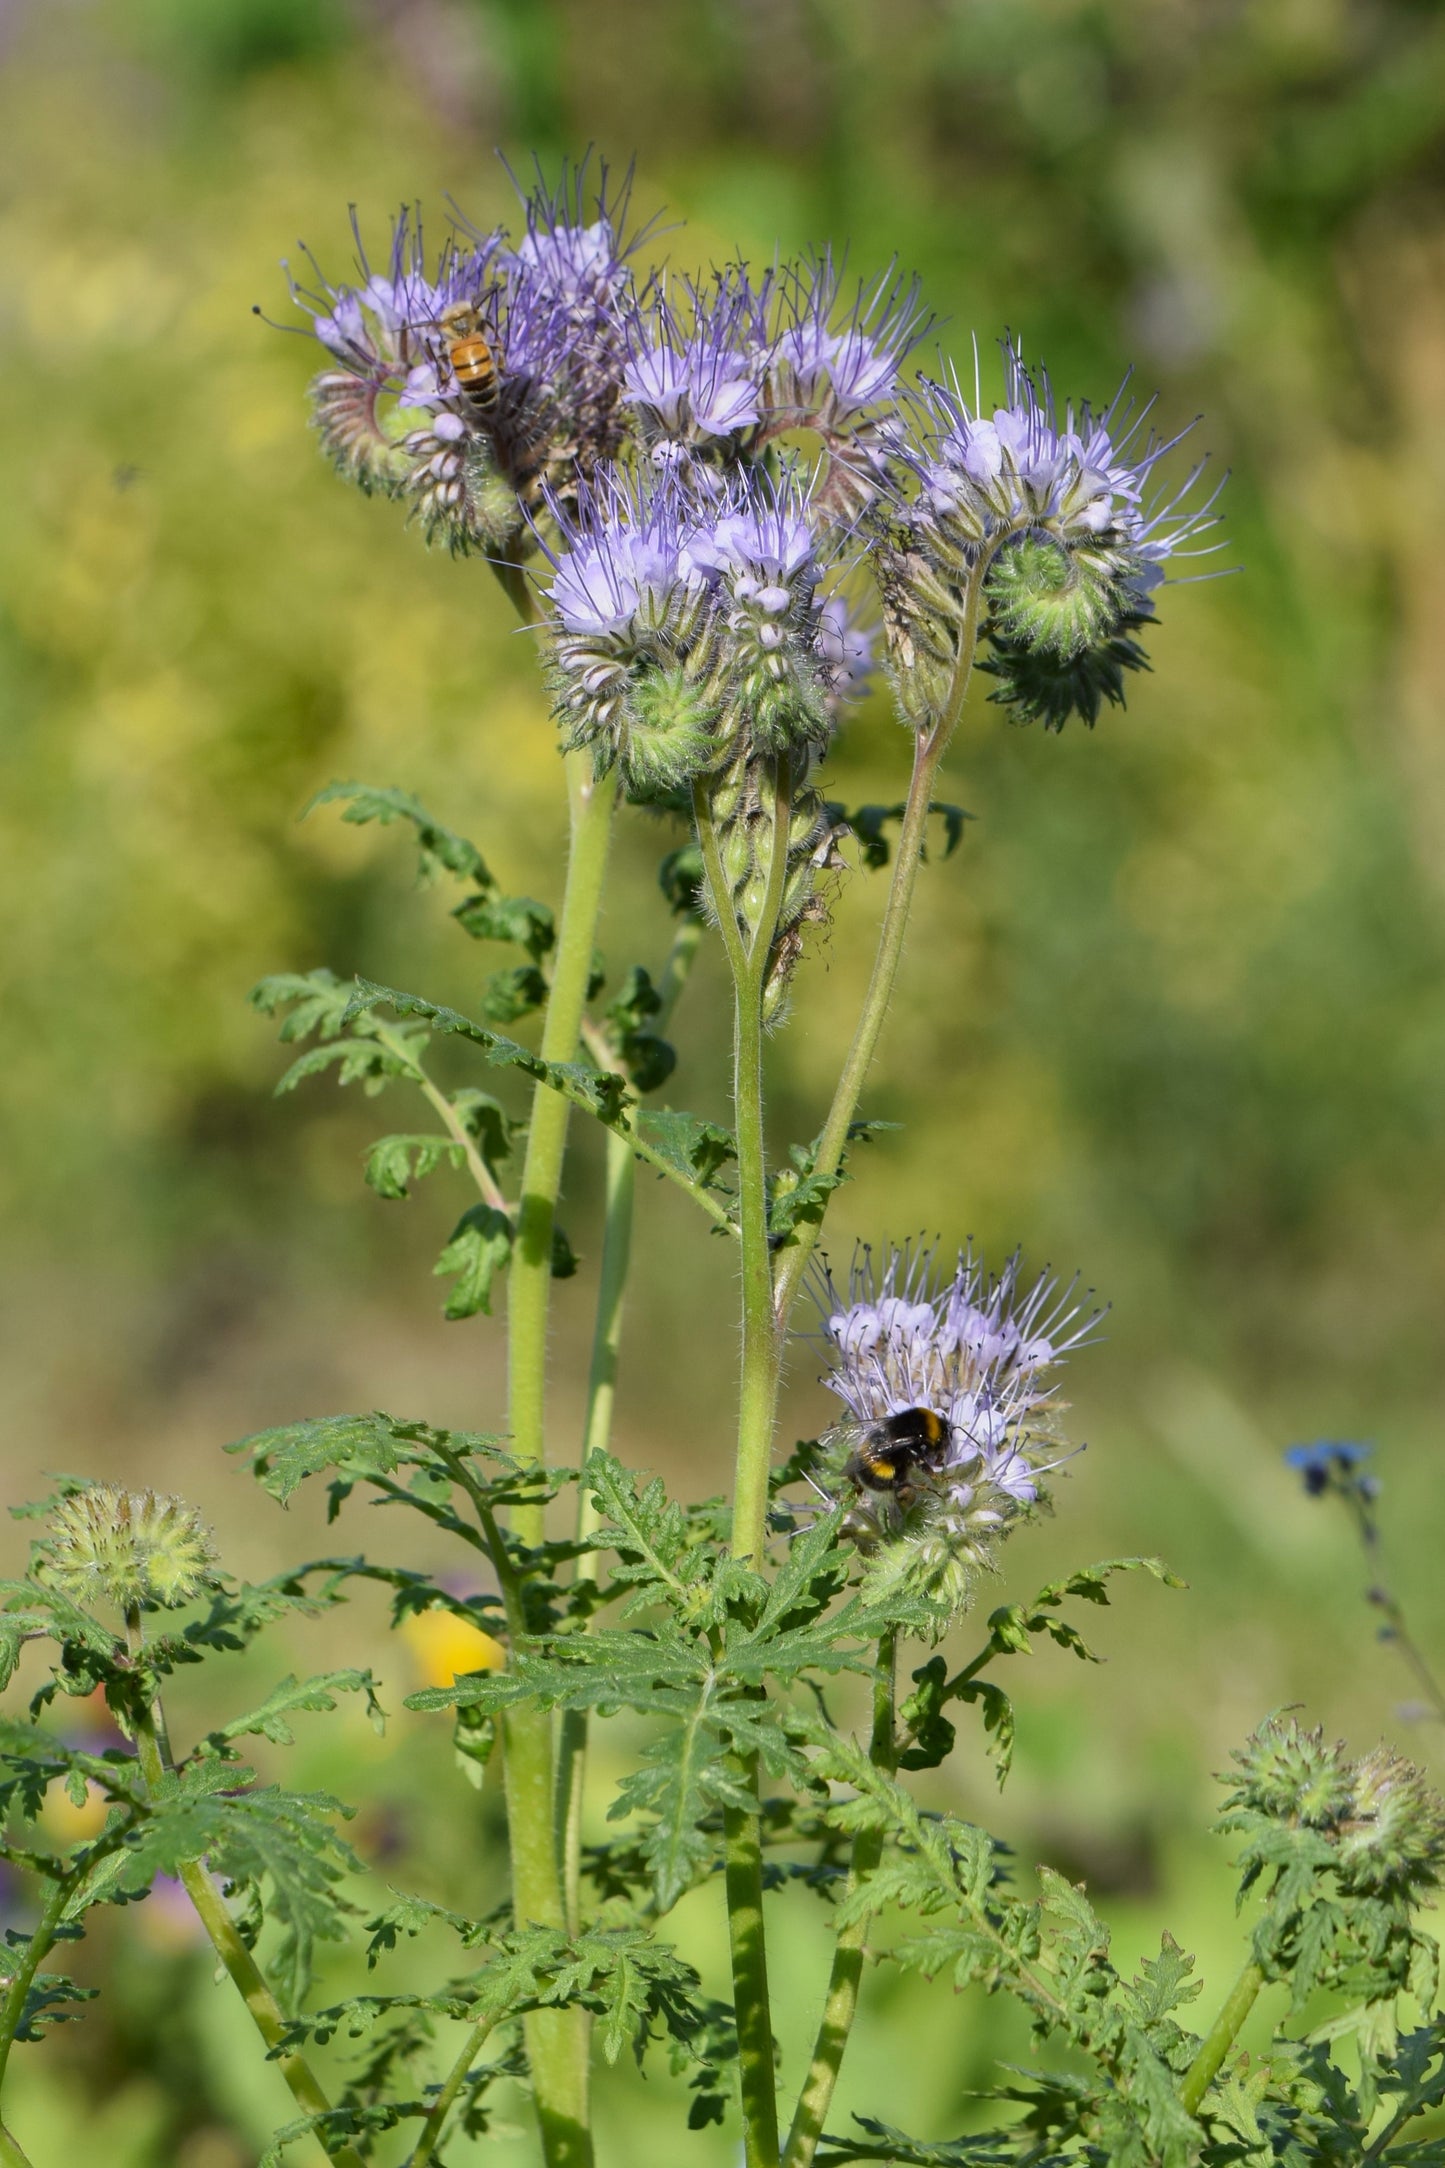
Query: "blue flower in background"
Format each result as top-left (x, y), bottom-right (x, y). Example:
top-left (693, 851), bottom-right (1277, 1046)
top-left (1285, 1439), bottom-right (1377, 1498)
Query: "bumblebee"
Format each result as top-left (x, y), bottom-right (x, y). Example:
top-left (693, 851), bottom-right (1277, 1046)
top-left (437, 302), bottom-right (501, 415)
top-left (842, 1405), bottom-right (951, 1499)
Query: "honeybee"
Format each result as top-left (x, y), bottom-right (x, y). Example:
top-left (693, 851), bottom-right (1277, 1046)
top-left (437, 302), bottom-right (501, 415)
top-left (841, 1405), bottom-right (952, 1501)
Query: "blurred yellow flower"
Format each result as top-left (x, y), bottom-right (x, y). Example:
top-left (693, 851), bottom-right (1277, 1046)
top-left (400, 1608), bottom-right (505, 1688)
top-left (42, 1778), bottom-right (109, 1844)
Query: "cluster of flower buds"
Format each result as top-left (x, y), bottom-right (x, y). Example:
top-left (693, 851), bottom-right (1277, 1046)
top-left (285, 162), bottom-right (1221, 995)
top-left (808, 1243), bottom-right (1100, 1613)
top-left (288, 165), bottom-right (640, 555)
top-left (37, 1484), bottom-right (219, 1613)
top-left (877, 347), bottom-right (1223, 731)
top-left (1226, 1715), bottom-right (1445, 1901)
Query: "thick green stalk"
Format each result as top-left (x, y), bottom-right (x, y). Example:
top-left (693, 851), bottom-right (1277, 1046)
top-left (507, 751), bottom-right (620, 1525)
top-left (556, 913), bottom-right (705, 1930)
top-left (771, 580), bottom-right (987, 1331)
top-left (0, 2122), bottom-right (35, 2168)
top-left (123, 1612), bottom-right (364, 2168)
top-left (499, 748), bottom-right (616, 2168)
top-left (723, 1773), bottom-right (781, 2168)
top-left (1178, 1958), bottom-right (1266, 2114)
top-left (783, 1634), bottom-right (897, 2168)
top-left (694, 765), bottom-right (795, 2168)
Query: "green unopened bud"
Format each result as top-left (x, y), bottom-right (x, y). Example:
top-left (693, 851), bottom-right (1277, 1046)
top-left (622, 666), bottom-right (719, 794)
top-left (1229, 1715), bottom-right (1354, 1828)
top-left (40, 1485), bottom-right (219, 1613)
top-left (985, 537), bottom-right (1120, 660)
top-left (1337, 1747), bottom-right (1445, 1895)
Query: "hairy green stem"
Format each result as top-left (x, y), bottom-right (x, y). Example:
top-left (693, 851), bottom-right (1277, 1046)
top-left (123, 1610), bottom-right (364, 2168)
top-left (498, 748), bottom-right (617, 2168)
top-left (1178, 1958), bottom-right (1266, 2115)
top-left (0, 1870), bottom-right (73, 2096)
top-left (556, 1126), bottom-right (636, 1930)
top-left (558, 913), bottom-right (703, 1931)
top-left (783, 1633), bottom-right (897, 2168)
top-left (695, 765), bottom-right (795, 2168)
top-left (507, 752), bottom-right (620, 1524)
top-left (408, 2010), bottom-right (499, 2168)
top-left (771, 581), bottom-right (987, 1330)
top-left (723, 1777), bottom-right (782, 2168)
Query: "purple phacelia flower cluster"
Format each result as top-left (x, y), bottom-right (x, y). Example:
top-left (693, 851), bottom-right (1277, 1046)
top-left (539, 463), bottom-right (855, 793)
top-left (287, 163), bottom-right (641, 553)
top-left (810, 1243), bottom-right (1100, 1603)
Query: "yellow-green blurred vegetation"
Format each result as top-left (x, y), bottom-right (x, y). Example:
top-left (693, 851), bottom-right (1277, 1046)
top-left (3, 0), bottom-right (1445, 2158)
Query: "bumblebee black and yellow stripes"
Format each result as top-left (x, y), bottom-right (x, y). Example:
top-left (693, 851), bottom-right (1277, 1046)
top-left (843, 1405), bottom-right (951, 1496)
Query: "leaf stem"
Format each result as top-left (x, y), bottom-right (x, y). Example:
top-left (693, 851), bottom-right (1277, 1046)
top-left (373, 1027), bottom-right (510, 1214)
top-left (122, 1609), bottom-right (365, 2168)
top-left (783, 1632), bottom-right (897, 2168)
top-left (408, 2009), bottom-right (499, 2168)
top-left (1178, 1957), bottom-right (1266, 2115)
top-left (771, 578), bottom-right (987, 1330)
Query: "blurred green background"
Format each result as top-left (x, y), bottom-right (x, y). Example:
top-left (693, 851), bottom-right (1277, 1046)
top-left (3, 0), bottom-right (1445, 2158)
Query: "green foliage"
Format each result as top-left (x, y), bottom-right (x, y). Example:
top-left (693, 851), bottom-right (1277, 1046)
top-left (434, 1202), bottom-right (514, 1319)
top-left (828, 800), bottom-right (971, 871)
top-left (303, 782), bottom-right (492, 885)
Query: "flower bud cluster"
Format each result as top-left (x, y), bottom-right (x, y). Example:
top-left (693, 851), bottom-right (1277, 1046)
top-left (38, 1484), bottom-right (219, 1613)
top-left (540, 465), bottom-right (858, 794)
top-left (1227, 1716), bottom-right (1445, 1900)
top-left (877, 346), bottom-right (1222, 731)
top-left (289, 163), bottom-right (639, 555)
top-left (809, 1244), bottom-right (1100, 1614)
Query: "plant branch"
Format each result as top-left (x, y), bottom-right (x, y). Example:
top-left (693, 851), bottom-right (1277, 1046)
top-left (771, 576), bottom-right (987, 1330)
top-left (408, 2009), bottom-right (500, 2168)
top-left (694, 760), bottom-right (796, 2168)
top-left (123, 1609), bottom-right (365, 2168)
top-left (783, 1633), bottom-right (897, 2168)
top-left (371, 1024), bottom-right (511, 1214)
top-left (557, 910), bottom-right (705, 1928)
top-left (1178, 1958), bottom-right (1266, 2115)
top-left (0, 1869), bottom-right (74, 2095)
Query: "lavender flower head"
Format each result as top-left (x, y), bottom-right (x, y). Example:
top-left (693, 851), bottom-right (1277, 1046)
top-left (539, 468), bottom-right (722, 791)
top-left (916, 343), bottom-right (1221, 570)
top-left (286, 171), bottom-right (643, 553)
top-left (812, 1243), bottom-right (1100, 1605)
top-left (772, 254), bottom-right (928, 429)
top-left (623, 269), bottom-right (772, 460)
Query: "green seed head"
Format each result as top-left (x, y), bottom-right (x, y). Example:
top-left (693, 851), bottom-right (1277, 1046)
top-left (985, 536), bottom-right (1122, 661)
top-left (1338, 1746), bottom-right (1445, 1895)
top-left (40, 1485), bottom-right (219, 1613)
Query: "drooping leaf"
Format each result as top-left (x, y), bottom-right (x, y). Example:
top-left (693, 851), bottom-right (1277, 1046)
top-left (304, 781), bottom-right (493, 885)
top-left (453, 890), bottom-right (556, 958)
top-left (628, 1109), bottom-right (736, 1192)
top-left (434, 1204), bottom-right (514, 1320)
top-left (363, 1133), bottom-right (462, 1200)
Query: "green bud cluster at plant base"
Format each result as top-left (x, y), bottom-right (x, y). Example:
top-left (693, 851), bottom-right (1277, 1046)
top-left (4, 148), bottom-right (1442, 2168)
